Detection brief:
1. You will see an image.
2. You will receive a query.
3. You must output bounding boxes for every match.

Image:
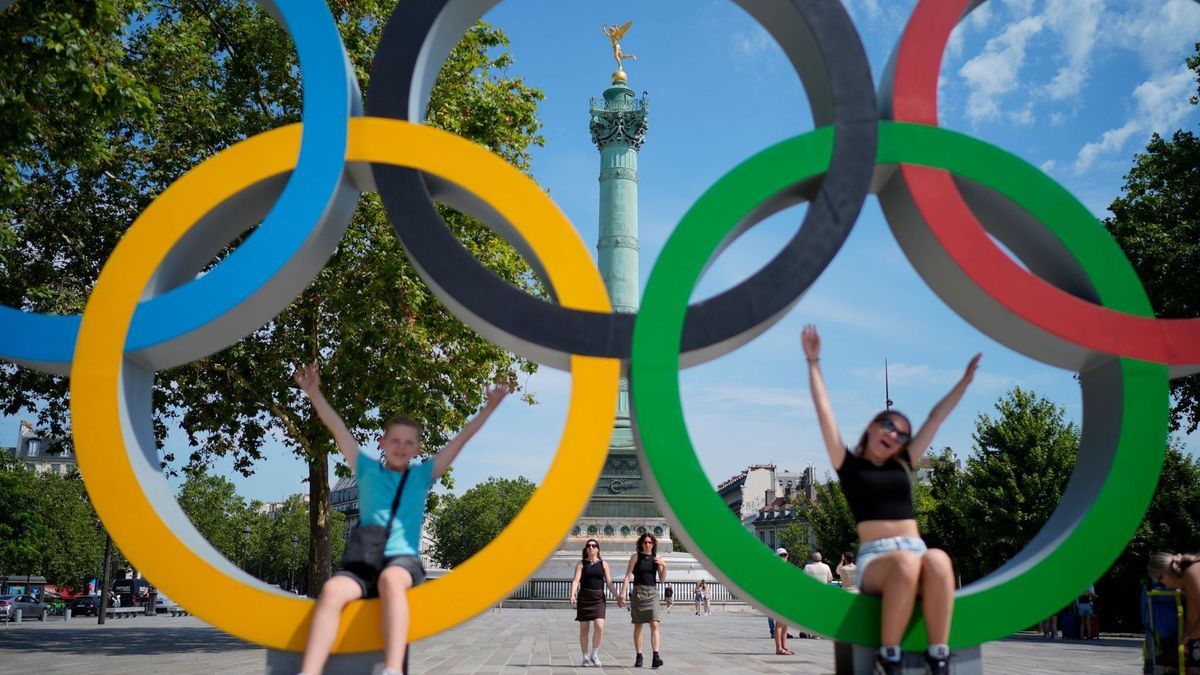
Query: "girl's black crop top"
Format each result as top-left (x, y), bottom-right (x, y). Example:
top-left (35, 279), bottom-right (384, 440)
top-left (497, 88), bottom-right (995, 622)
top-left (836, 451), bottom-right (916, 523)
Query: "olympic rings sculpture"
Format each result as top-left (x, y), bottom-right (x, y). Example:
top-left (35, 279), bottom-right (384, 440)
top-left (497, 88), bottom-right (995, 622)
top-left (1, 0), bottom-right (1196, 653)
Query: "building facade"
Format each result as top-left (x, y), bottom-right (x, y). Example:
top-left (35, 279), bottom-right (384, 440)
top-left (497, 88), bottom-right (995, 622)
top-left (717, 463), bottom-right (817, 529)
top-left (3, 420), bottom-right (75, 476)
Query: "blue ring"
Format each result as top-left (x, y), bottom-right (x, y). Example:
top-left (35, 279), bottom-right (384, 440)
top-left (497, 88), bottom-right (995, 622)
top-left (0, 0), bottom-right (357, 370)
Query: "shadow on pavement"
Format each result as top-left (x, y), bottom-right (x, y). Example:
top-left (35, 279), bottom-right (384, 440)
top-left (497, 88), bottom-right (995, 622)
top-left (0, 626), bottom-right (256, 655)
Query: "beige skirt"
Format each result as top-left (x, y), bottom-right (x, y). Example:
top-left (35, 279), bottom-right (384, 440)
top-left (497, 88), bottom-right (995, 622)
top-left (630, 584), bottom-right (661, 624)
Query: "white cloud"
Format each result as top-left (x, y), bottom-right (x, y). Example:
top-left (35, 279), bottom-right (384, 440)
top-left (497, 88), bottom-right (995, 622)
top-left (1041, 0), bottom-right (1104, 101)
top-left (1074, 65), bottom-right (1196, 172)
top-left (1008, 101), bottom-right (1035, 126)
top-left (1039, 159), bottom-right (1058, 173)
top-left (731, 26), bottom-right (773, 58)
top-left (958, 16), bottom-right (1046, 123)
top-left (1001, 0), bottom-right (1036, 16)
top-left (1111, 0), bottom-right (1200, 73)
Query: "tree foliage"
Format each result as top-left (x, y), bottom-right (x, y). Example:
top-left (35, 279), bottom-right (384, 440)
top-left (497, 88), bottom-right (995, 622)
top-left (777, 519), bottom-right (809, 568)
top-left (429, 476), bottom-right (536, 569)
top-left (0, 455), bottom-right (106, 586)
top-left (1103, 43), bottom-right (1200, 433)
top-left (0, 1), bottom-right (544, 591)
top-left (806, 476), bottom-right (857, 564)
top-left (175, 471), bottom-right (342, 593)
top-left (929, 387), bottom-right (1079, 584)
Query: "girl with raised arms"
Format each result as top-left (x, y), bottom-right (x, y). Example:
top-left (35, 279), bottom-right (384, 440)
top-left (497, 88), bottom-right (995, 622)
top-left (802, 325), bottom-right (979, 675)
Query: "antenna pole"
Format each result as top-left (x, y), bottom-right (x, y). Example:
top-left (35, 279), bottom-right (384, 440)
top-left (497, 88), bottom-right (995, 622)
top-left (885, 358), bottom-right (894, 410)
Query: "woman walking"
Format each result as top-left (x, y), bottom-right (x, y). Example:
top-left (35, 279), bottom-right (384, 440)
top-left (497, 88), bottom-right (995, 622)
top-left (803, 325), bottom-right (979, 675)
top-left (570, 539), bottom-right (623, 667)
top-left (622, 533), bottom-right (667, 668)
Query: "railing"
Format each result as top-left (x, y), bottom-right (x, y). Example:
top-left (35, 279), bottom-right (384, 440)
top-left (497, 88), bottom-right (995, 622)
top-left (588, 96), bottom-right (649, 112)
top-left (506, 578), bottom-right (738, 603)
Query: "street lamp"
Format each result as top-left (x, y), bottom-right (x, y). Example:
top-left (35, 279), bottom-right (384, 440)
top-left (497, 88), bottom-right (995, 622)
top-left (241, 525), bottom-right (251, 573)
top-left (290, 534), bottom-right (299, 593)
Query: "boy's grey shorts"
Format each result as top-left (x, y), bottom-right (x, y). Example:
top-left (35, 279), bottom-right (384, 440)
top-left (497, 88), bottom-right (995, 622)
top-left (336, 555), bottom-right (426, 598)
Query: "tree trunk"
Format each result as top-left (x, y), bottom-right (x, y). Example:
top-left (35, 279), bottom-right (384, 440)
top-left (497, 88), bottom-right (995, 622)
top-left (308, 454), bottom-right (331, 596)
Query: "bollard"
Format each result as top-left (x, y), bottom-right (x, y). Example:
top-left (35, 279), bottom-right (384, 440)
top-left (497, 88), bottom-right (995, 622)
top-left (64, 609), bottom-right (71, 622)
top-left (12, 609), bottom-right (21, 623)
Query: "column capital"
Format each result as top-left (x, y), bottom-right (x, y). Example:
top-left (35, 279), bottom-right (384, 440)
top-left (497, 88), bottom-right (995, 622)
top-left (589, 85), bottom-right (649, 151)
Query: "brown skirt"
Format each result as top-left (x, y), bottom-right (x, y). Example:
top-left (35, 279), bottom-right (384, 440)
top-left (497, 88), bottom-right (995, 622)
top-left (576, 588), bottom-right (607, 622)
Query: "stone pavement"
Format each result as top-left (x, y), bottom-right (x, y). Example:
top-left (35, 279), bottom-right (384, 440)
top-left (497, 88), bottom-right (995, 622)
top-left (0, 608), bottom-right (1143, 673)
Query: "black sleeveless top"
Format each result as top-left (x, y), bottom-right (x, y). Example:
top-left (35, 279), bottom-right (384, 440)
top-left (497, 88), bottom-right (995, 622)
top-left (580, 559), bottom-right (605, 591)
top-left (836, 451), bottom-right (915, 523)
top-left (633, 553), bottom-right (657, 586)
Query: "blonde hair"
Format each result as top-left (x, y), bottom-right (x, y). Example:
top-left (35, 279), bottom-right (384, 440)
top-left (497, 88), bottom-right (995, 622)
top-left (1148, 552), bottom-right (1199, 581)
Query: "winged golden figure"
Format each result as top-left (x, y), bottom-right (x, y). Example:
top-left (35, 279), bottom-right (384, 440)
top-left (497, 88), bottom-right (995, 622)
top-left (602, 21), bottom-right (637, 72)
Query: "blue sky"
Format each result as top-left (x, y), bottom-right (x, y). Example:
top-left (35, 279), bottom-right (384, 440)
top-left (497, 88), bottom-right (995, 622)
top-left (8, 0), bottom-right (1196, 504)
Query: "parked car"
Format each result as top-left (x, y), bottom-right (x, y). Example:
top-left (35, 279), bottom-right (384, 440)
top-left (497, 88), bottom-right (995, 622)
top-left (68, 595), bottom-right (100, 617)
top-left (154, 593), bottom-right (175, 614)
top-left (0, 594), bottom-right (45, 621)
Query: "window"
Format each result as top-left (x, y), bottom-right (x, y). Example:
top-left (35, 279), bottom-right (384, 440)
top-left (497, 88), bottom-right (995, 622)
top-left (51, 464), bottom-right (61, 474)
top-left (604, 525), bottom-right (614, 536)
top-left (636, 526), bottom-right (646, 535)
top-left (653, 527), bottom-right (663, 536)
top-left (587, 525), bottom-right (598, 535)
top-left (620, 526), bottom-right (631, 536)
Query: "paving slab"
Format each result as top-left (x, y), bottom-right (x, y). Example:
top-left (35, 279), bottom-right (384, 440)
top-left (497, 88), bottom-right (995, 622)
top-left (0, 609), bottom-right (1143, 673)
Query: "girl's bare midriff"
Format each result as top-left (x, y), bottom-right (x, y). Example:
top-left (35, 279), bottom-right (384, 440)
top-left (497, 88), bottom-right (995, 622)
top-left (857, 518), bottom-right (921, 542)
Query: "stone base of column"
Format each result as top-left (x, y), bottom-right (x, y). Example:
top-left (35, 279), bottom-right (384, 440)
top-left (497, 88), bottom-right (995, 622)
top-left (265, 649), bottom-right (407, 675)
top-left (833, 642), bottom-right (982, 674)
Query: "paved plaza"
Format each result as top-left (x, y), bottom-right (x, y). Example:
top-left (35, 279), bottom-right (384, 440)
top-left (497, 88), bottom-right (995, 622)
top-left (0, 608), bottom-right (1143, 674)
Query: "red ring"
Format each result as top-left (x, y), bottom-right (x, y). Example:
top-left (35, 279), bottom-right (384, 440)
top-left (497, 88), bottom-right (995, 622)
top-left (887, 0), bottom-right (1200, 371)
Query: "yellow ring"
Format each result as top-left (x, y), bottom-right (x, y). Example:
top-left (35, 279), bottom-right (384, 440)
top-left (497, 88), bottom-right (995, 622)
top-left (69, 117), bottom-right (619, 651)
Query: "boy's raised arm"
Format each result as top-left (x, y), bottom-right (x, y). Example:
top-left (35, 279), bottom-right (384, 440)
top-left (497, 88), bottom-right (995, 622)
top-left (293, 362), bottom-right (361, 469)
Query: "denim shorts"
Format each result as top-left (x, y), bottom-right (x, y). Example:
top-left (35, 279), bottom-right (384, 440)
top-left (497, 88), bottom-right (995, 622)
top-left (856, 536), bottom-right (927, 588)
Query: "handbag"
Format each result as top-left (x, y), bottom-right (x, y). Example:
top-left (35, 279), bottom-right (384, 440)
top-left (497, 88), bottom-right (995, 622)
top-left (341, 467), bottom-right (410, 574)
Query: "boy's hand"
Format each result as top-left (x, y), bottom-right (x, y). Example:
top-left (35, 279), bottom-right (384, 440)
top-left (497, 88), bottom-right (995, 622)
top-left (484, 382), bottom-right (511, 408)
top-left (293, 362), bottom-right (321, 395)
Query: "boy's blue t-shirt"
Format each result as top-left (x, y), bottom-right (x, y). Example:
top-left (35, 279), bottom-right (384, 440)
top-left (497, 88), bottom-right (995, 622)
top-left (355, 453), bottom-right (435, 557)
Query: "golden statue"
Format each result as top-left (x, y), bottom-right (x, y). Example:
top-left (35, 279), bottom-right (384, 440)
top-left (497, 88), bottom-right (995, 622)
top-left (602, 21), bottom-right (636, 82)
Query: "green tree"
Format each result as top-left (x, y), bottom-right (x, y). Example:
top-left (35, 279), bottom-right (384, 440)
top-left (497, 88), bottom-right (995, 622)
top-left (0, 454), bottom-right (107, 587)
top-left (943, 388), bottom-right (1079, 583)
top-left (175, 470), bottom-right (253, 563)
top-left (34, 469), bottom-right (107, 586)
top-left (243, 494), bottom-right (344, 593)
top-left (429, 476), bottom-right (536, 569)
top-left (807, 476), bottom-right (858, 564)
top-left (777, 519), bottom-right (809, 568)
top-left (0, 2), bottom-right (544, 592)
top-left (1103, 43), bottom-right (1200, 433)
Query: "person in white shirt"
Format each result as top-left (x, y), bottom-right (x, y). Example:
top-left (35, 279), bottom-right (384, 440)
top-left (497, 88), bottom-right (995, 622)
top-left (804, 551), bottom-right (834, 585)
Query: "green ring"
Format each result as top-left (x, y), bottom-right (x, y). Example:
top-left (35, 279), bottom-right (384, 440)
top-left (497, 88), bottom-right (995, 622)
top-left (630, 121), bottom-right (1168, 648)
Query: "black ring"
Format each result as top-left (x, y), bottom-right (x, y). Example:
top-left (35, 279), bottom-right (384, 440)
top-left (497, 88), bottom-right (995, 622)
top-left (366, 0), bottom-right (877, 369)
